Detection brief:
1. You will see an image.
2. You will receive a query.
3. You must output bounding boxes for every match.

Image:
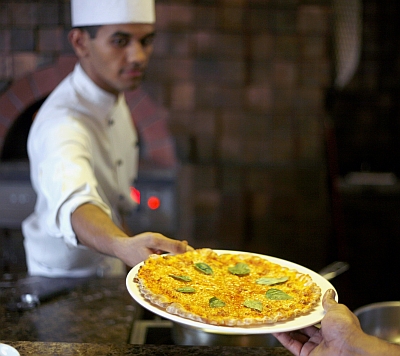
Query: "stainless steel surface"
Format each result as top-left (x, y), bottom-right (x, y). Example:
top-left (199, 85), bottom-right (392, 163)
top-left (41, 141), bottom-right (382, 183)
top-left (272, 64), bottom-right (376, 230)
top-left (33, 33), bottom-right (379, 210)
top-left (2, 276), bottom-right (90, 311)
top-left (0, 162), bottom-right (35, 229)
top-left (130, 320), bottom-right (173, 344)
top-left (354, 301), bottom-right (400, 344)
top-left (318, 261), bottom-right (349, 281)
top-left (125, 163), bottom-right (178, 236)
top-left (333, 0), bottom-right (362, 89)
top-left (172, 323), bottom-right (281, 347)
top-left (0, 161), bottom-right (178, 235)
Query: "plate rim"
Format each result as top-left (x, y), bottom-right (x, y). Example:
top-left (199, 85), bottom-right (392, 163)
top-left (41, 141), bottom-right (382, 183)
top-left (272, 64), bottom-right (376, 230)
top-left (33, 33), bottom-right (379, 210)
top-left (126, 249), bottom-right (337, 335)
top-left (0, 343), bottom-right (20, 356)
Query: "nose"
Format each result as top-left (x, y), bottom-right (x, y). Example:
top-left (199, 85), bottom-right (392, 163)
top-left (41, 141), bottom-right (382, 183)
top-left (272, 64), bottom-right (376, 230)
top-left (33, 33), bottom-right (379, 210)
top-left (127, 40), bottom-right (147, 64)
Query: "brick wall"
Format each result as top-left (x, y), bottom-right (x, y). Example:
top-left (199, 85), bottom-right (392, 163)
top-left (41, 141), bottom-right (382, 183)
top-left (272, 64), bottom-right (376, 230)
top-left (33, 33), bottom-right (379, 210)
top-left (0, 0), bottom-right (333, 271)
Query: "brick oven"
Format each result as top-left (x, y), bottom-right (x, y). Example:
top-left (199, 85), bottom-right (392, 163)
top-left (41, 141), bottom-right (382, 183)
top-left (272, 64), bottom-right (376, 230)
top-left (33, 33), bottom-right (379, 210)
top-left (0, 55), bottom-right (183, 274)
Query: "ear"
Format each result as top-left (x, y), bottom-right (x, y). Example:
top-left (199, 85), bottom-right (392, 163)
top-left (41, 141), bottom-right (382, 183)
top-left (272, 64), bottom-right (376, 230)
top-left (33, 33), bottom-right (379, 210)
top-left (68, 29), bottom-right (90, 58)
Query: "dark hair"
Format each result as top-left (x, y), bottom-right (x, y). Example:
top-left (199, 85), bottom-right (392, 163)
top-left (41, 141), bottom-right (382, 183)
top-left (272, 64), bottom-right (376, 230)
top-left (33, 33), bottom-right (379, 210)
top-left (76, 26), bottom-right (101, 39)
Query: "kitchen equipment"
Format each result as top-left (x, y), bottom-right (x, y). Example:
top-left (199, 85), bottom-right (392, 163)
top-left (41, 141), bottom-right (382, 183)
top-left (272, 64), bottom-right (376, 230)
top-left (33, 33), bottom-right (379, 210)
top-left (2, 276), bottom-right (90, 312)
top-left (332, 0), bottom-right (362, 90)
top-left (318, 260), bottom-right (349, 281)
top-left (0, 161), bottom-right (179, 275)
top-left (354, 301), bottom-right (400, 345)
top-left (171, 323), bottom-right (281, 347)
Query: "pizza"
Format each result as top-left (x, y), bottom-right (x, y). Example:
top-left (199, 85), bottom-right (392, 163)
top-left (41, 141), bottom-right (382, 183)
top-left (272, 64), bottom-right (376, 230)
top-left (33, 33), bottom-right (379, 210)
top-left (134, 248), bottom-right (322, 326)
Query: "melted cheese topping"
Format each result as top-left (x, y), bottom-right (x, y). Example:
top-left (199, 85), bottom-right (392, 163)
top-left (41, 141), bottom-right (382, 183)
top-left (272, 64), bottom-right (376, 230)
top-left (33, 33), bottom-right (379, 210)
top-left (135, 249), bottom-right (321, 326)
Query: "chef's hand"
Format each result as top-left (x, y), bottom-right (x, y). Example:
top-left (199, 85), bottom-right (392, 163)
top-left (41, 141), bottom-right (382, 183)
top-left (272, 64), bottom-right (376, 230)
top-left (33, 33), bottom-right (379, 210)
top-left (273, 289), bottom-right (400, 356)
top-left (72, 204), bottom-right (194, 268)
top-left (113, 232), bottom-right (194, 267)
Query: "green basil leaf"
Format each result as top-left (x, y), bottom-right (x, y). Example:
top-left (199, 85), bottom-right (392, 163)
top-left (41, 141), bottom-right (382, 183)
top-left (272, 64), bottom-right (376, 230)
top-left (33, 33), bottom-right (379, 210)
top-left (243, 299), bottom-right (263, 312)
top-left (194, 262), bottom-right (213, 275)
top-left (228, 262), bottom-right (251, 276)
top-left (169, 274), bottom-right (192, 282)
top-left (176, 287), bottom-right (196, 293)
top-left (265, 288), bottom-right (293, 300)
top-left (256, 276), bottom-right (289, 286)
top-left (209, 297), bottom-right (226, 308)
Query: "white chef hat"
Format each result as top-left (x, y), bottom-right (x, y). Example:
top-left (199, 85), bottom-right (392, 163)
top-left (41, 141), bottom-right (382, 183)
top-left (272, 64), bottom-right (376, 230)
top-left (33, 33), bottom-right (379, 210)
top-left (71, 0), bottom-right (155, 27)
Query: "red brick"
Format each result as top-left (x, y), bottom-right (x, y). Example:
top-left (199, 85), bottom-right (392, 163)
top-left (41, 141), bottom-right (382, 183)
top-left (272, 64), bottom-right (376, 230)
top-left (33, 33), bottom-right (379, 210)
top-left (141, 119), bottom-right (171, 143)
top-left (195, 5), bottom-right (217, 29)
top-left (0, 94), bottom-right (19, 122)
top-left (155, 4), bottom-right (194, 30)
top-left (273, 61), bottom-right (297, 88)
top-left (10, 3), bottom-right (37, 26)
top-left (0, 130), bottom-right (7, 148)
top-left (171, 82), bottom-right (195, 111)
top-left (38, 27), bottom-right (64, 52)
top-left (192, 110), bottom-right (216, 136)
top-left (300, 36), bottom-right (327, 59)
top-left (245, 84), bottom-right (273, 113)
top-left (128, 95), bottom-right (159, 127)
top-left (12, 53), bottom-right (37, 79)
top-left (56, 55), bottom-right (77, 79)
top-left (219, 136), bottom-right (244, 162)
top-left (219, 6), bottom-right (244, 31)
top-left (124, 88), bottom-right (141, 103)
top-left (275, 35), bottom-right (299, 61)
top-left (147, 144), bottom-right (177, 168)
top-left (194, 134), bottom-right (215, 162)
top-left (9, 76), bottom-right (36, 108)
top-left (297, 5), bottom-right (330, 35)
top-left (251, 33), bottom-right (275, 61)
top-left (31, 67), bottom-right (64, 98)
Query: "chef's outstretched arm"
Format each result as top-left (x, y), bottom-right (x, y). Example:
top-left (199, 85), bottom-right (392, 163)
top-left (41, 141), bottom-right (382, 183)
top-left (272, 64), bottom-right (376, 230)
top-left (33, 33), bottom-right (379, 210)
top-left (71, 203), bottom-right (192, 267)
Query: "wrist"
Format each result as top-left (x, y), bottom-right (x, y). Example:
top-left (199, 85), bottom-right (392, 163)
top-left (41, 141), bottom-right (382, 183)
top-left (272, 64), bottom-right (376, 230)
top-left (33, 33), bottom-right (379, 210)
top-left (347, 332), bottom-right (399, 356)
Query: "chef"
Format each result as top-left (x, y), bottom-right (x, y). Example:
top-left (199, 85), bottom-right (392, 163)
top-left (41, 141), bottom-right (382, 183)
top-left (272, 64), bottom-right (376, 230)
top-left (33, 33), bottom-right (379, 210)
top-left (22, 0), bottom-right (191, 278)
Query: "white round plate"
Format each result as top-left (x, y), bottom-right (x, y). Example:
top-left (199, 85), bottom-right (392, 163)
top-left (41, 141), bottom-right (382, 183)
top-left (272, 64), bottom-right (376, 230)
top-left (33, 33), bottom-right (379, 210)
top-left (126, 250), bottom-right (337, 335)
top-left (0, 344), bottom-right (20, 356)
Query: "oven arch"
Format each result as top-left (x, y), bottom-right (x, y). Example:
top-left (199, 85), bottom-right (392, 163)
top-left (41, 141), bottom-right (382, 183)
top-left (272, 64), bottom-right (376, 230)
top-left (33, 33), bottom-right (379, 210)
top-left (0, 55), bottom-right (177, 167)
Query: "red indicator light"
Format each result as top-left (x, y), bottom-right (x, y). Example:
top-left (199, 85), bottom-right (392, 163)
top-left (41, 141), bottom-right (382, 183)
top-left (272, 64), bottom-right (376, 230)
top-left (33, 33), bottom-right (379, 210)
top-left (147, 196), bottom-right (160, 210)
top-left (130, 187), bottom-right (140, 204)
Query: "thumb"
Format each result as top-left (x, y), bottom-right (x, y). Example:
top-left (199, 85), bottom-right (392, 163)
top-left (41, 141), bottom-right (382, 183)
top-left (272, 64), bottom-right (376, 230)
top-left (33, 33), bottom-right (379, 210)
top-left (151, 234), bottom-right (191, 254)
top-left (322, 289), bottom-right (337, 312)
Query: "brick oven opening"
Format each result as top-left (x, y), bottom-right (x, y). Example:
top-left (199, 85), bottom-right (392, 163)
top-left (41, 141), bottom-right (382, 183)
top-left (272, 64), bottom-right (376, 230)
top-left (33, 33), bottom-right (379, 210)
top-left (0, 98), bottom-right (47, 162)
top-left (0, 93), bottom-right (180, 235)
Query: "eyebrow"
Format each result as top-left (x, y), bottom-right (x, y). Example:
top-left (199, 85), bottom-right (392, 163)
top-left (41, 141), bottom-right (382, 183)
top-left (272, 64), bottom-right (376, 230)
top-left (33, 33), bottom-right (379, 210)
top-left (110, 31), bottom-right (156, 40)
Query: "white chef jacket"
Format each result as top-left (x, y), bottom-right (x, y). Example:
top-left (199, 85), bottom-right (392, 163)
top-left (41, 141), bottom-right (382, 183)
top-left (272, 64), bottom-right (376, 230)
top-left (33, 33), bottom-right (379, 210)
top-left (22, 64), bottom-right (139, 277)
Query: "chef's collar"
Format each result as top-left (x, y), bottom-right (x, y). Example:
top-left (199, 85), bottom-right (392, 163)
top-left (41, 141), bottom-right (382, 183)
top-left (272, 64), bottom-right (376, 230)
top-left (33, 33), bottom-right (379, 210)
top-left (72, 63), bottom-right (121, 122)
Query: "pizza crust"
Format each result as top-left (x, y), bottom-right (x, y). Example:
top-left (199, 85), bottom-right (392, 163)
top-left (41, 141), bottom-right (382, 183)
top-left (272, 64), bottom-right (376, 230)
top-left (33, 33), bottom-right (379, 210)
top-left (134, 248), bottom-right (322, 326)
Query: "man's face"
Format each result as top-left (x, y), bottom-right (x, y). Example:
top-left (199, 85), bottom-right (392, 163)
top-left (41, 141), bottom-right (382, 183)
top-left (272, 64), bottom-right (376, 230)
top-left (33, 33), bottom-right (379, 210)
top-left (76, 23), bottom-right (155, 95)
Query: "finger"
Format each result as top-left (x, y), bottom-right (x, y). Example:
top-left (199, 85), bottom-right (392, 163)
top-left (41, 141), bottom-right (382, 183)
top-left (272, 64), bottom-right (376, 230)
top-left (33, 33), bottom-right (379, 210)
top-left (322, 289), bottom-right (337, 311)
top-left (273, 332), bottom-right (305, 355)
top-left (289, 331), bottom-right (310, 344)
top-left (185, 241), bottom-right (195, 251)
top-left (292, 326), bottom-right (319, 340)
top-left (143, 233), bottom-right (191, 254)
top-left (301, 339), bottom-right (321, 355)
